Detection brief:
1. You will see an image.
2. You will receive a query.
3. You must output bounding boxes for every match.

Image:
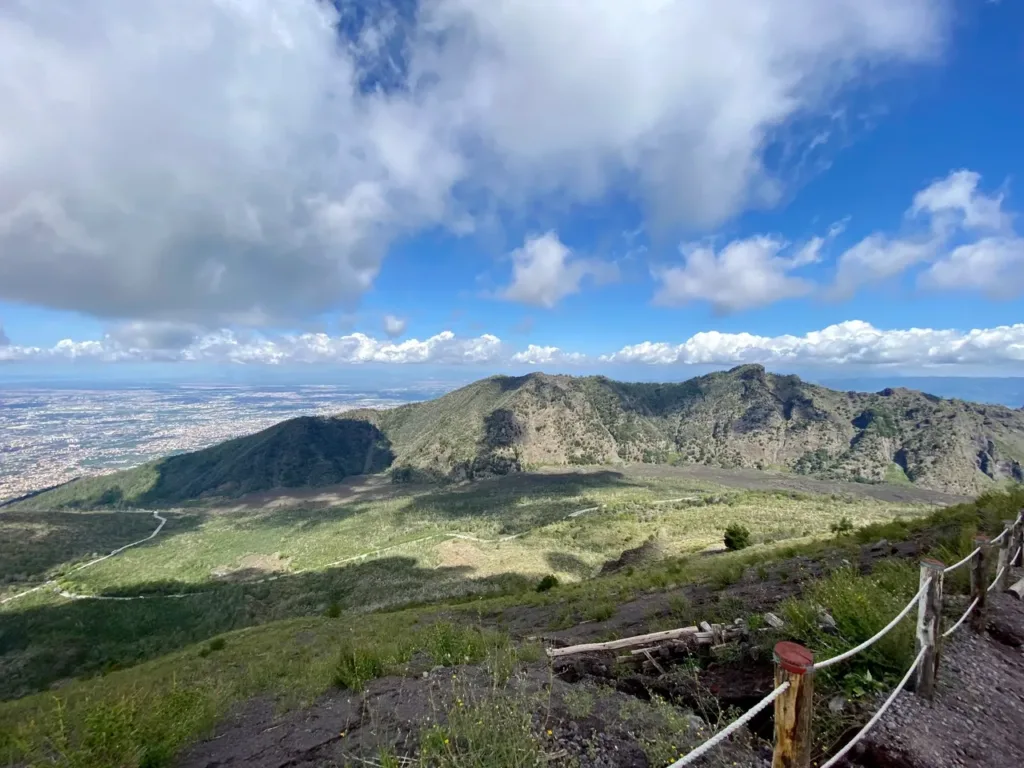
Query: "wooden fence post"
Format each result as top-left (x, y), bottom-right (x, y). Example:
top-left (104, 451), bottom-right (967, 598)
top-left (970, 535), bottom-right (990, 633)
top-left (1013, 513), bottom-right (1023, 568)
top-left (911, 558), bottom-right (944, 698)
top-left (772, 641), bottom-right (814, 768)
top-left (997, 521), bottom-right (1013, 592)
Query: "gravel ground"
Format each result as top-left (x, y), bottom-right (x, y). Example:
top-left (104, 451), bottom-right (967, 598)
top-left (862, 589), bottom-right (1024, 768)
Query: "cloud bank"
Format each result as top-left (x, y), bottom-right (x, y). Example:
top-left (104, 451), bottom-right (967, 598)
top-left (5, 321), bottom-right (1024, 370)
top-left (0, 0), bottom-right (947, 325)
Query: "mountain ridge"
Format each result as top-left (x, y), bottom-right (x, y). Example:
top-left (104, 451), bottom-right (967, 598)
top-left (12, 366), bottom-right (1024, 508)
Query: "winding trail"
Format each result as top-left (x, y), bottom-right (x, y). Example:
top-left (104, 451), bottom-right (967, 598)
top-left (4, 496), bottom-right (697, 603)
top-left (0, 510), bottom-right (166, 605)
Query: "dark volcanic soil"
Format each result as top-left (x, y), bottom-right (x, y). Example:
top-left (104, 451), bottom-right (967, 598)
top-left (176, 535), bottom-right (947, 768)
top-left (861, 588), bottom-right (1024, 768)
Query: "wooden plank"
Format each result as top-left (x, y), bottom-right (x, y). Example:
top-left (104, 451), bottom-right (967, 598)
top-left (545, 625), bottom-right (699, 658)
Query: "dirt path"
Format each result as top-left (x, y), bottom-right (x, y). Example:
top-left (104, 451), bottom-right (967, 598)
top-left (863, 590), bottom-right (1024, 768)
top-left (0, 510), bottom-right (166, 605)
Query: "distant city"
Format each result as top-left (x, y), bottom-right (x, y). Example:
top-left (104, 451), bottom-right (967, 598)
top-left (1, 374), bottom-right (1021, 504)
top-left (0, 383), bottom-right (426, 503)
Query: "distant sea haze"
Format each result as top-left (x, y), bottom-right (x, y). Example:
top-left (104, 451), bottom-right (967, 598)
top-left (814, 377), bottom-right (1024, 409)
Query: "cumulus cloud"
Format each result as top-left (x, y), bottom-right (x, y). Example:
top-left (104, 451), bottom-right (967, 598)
top-left (501, 232), bottom-right (617, 308)
top-left (510, 345), bottom-right (586, 365)
top-left (653, 236), bottom-right (820, 313)
top-left (0, 324), bottom-right (8, 347)
top-left (600, 320), bottom-right (1024, 367)
top-left (832, 169), bottom-right (1012, 297)
top-left (0, 329), bottom-right (504, 365)
top-left (7, 320), bottom-right (1024, 370)
top-left (0, 0), bottom-right (947, 325)
top-left (383, 314), bottom-right (408, 338)
top-left (106, 321), bottom-right (203, 351)
top-left (919, 236), bottom-right (1024, 297)
top-left (910, 169), bottom-right (1011, 232)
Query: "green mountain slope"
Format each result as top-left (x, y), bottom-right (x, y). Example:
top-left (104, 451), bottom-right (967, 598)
top-left (14, 417), bottom-right (393, 509)
top-left (16, 366), bottom-right (1024, 508)
top-left (357, 365), bottom-right (1024, 494)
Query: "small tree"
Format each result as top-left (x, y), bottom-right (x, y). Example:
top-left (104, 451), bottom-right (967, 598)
top-left (723, 524), bottom-right (751, 551)
top-left (830, 516), bottom-right (854, 535)
top-left (536, 574), bottom-right (559, 593)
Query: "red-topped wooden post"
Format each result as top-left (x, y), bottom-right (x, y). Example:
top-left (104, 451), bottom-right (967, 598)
top-left (772, 641), bottom-right (814, 768)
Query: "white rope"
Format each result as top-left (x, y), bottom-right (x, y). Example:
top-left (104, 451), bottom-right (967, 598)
top-left (665, 682), bottom-right (790, 767)
top-left (1013, 545), bottom-right (1022, 567)
top-left (942, 597), bottom-right (979, 638)
top-left (991, 528), bottom-right (1008, 545)
top-left (988, 566), bottom-right (1006, 593)
top-left (820, 648), bottom-right (926, 768)
top-left (813, 578), bottom-right (929, 672)
top-left (943, 548), bottom-right (980, 574)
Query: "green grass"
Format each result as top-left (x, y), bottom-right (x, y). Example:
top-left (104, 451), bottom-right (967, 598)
top-left (0, 486), bottom-right (1019, 768)
top-left (1, 471), bottom-right (935, 700)
top-left (2, 478), bottom-right (1017, 768)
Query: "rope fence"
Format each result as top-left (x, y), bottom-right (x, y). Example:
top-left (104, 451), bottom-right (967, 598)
top-left (818, 648), bottom-right (926, 768)
top-left (666, 682), bottom-right (790, 767)
top-left (658, 509), bottom-right (1024, 768)
top-left (812, 578), bottom-right (929, 672)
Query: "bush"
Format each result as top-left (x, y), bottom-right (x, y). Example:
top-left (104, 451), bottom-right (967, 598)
top-left (333, 641), bottom-right (385, 691)
top-left (535, 574), bottom-right (559, 593)
top-left (324, 601), bottom-right (342, 618)
top-left (723, 524), bottom-right (751, 551)
top-left (830, 516), bottom-right (854, 535)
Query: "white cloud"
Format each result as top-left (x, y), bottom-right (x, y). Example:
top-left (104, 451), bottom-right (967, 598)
top-left (383, 314), bottom-right (408, 338)
top-left (0, 0), bottom-right (947, 325)
top-left (510, 345), bottom-right (586, 365)
top-left (910, 169), bottom-right (1010, 232)
top-left (0, 324), bottom-right (8, 347)
top-left (919, 236), bottom-right (1024, 297)
top-left (501, 232), bottom-right (617, 308)
top-left (0, 329), bottom-right (505, 366)
top-left (830, 234), bottom-right (936, 298)
top-left (7, 320), bottom-right (1024, 370)
top-left (831, 169), bottom-right (1012, 297)
top-left (600, 320), bottom-right (1024, 367)
top-left (653, 236), bottom-right (817, 313)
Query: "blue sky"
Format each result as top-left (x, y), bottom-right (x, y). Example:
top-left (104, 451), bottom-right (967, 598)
top-left (1, 0), bottom-right (1022, 379)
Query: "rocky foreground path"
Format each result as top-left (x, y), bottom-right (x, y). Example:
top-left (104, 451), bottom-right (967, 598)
top-left (863, 591), bottom-right (1024, 768)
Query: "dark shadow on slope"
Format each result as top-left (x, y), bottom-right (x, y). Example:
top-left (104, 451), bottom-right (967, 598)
top-left (0, 511), bottom-right (204, 587)
top-left (223, 469), bottom-right (634, 535)
top-left (0, 554), bottom-right (533, 702)
top-left (13, 419), bottom-right (395, 511)
top-left (397, 470), bottom-right (634, 534)
top-left (545, 551), bottom-right (594, 578)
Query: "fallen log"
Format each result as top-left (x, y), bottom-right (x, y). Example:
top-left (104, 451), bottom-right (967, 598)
top-left (1007, 575), bottom-right (1024, 599)
top-left (546, 625), bottom-right (700, 658)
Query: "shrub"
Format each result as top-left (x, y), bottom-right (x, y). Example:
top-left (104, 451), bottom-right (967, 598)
top-left (723, 524), bottom-right (751, 551)
top-left (830, 516), bottom-right (854, 535)
top-left (333, 641), bottom-right (385, 691)
top-left (324, 601), bottom-right (342, 618)
top-left (535, 574), bottom-right (559, 593)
